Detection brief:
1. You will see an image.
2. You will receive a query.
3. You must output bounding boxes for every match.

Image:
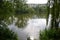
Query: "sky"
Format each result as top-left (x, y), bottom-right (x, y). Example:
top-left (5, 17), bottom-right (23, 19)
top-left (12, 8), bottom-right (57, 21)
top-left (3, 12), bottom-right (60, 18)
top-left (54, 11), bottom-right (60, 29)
top-left (26, 0), bottom-right (48, 4)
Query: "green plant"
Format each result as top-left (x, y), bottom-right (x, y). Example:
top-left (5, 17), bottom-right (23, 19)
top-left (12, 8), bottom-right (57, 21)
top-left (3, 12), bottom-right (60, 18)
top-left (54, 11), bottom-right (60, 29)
top-left (0, 21), bottom-right (18, 40)
top-left (39, 28), bottom-right (60, 40)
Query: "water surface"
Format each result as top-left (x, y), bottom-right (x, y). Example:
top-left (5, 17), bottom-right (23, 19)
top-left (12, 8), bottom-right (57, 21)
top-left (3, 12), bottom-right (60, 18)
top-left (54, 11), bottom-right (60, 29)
top-left (8, 18), bottom-right (47, 40)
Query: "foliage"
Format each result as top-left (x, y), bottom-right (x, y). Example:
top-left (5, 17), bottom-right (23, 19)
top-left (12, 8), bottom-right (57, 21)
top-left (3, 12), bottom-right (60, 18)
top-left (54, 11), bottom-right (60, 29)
top-left (0, 0), bottom-right (14, 20)
top-left (0, 0), bottom-right (47, 28)
top-left (40, 0), bottom-right (60, 40)
top-left (0, 21), bottom-right (18, 40)
top-left (14, 0), bottom-right (36, 28)
top-left (40, 28), bottom-right (60, 40)
top-left (27, 37), bottom-right (30, 40)
top-left (0, 0), bottom-right (18, 40)
top-left (33, 4), bottom-right (47, 18)
top-left (0, 0), bottom-right (28, 28)
top-left (47, 0), bottom-right (60, 28)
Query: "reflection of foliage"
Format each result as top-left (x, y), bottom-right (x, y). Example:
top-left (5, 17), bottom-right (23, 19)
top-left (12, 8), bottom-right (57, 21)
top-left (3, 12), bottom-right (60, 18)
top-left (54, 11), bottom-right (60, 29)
top-left (0, 0), bottom-right (48, 28)
top-left (0, 21), bottom-right (18, 40)
top-left (40, 28), bottom-right (60, 40)
top-left (14, 0), bottom-right (36, 28)
top-left (15, 17), bottom-right (27, 28)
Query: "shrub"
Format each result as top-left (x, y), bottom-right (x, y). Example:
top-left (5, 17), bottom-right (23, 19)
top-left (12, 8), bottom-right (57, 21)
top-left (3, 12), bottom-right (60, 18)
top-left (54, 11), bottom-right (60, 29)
top-left (39, 28), bottom-right (60, 40)
top-left (0, 22), bottom-right (18, 40)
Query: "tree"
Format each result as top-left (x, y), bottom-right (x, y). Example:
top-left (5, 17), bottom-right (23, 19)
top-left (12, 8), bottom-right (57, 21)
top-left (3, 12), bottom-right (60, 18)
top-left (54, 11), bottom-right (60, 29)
top-left (40, 0), bottom-right (60, 40)
top-left (47, 0), bottom-right (60, 29)
top-left (0, 0), bottom-right (14, 20)
top-left (14, 0), bottom-right (36, 28)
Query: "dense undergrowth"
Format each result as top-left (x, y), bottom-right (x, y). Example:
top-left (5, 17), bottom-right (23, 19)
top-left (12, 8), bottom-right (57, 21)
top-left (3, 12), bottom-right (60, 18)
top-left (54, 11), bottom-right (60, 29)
top-left (40, 28), bottom-right (60, 40)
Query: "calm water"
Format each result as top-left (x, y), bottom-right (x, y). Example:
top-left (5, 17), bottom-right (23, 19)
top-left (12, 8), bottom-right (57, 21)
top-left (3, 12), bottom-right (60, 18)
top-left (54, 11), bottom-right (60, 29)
top-left (8, 18), bottom-right (47, 40)
top-left (8, 14), bottom-right (57, 40)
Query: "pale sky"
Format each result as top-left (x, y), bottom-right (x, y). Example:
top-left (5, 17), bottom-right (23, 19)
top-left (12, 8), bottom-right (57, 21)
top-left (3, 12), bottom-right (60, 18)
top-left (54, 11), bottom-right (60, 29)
top-left (26, 0), bottom-right (48, 4)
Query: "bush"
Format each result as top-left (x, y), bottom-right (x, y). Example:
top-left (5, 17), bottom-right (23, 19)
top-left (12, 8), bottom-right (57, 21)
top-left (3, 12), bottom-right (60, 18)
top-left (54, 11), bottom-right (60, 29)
top-left (39, 28), bottom-right (60, 40)
top-left (0, 22), bottom-right (18, 40)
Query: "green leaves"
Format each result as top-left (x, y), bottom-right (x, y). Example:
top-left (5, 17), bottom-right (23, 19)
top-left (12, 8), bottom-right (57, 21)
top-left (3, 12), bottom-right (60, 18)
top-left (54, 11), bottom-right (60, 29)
top-left (47, 0), bottom-right (60, 28)
top-left (40, 28), bottom-right (60, 40)
top-left (0, 1), bottom-right (18, 40)
top-left (0, 0), bottom-right (14, 20)
top-left (0, 21), bottom-right (18, 40)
